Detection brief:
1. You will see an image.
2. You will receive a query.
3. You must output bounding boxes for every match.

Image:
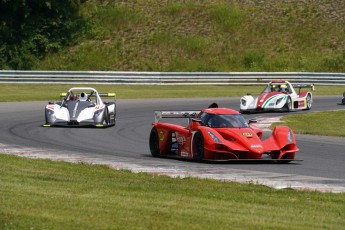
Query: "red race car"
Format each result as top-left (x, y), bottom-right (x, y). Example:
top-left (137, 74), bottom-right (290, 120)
top-left (149, 105), bottom-right (299, 162)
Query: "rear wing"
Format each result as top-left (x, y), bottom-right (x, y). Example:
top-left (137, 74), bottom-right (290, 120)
top-left (60, 92), bottom-right (116, 100)
top-left (99, 93), bottom-right (116, 98)
top-left (60, 92), bottom-right (116, 96)
top-left (292, 83), bottom-right (315, 91)
top-left (155, 111), bottom-right (200, 122)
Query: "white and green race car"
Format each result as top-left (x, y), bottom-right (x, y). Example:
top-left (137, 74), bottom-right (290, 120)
top-left (240, 80), bottom-right (314, 113)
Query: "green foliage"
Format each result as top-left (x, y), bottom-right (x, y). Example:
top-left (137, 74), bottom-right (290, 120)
top-left (243, 50), bottom-right (265, 69)
top-left (87, 5), bottom-right (138, 39)
top-left (0, 0), bottom-right (87, 70)
top-left (3, 1), bottom-right (345, 72)
top-left (321, 52), bottom-right (345, 72)
top-left (177, 36), bottom-right (210, 55)
top-left (210, 4), bottom-right (246, 33)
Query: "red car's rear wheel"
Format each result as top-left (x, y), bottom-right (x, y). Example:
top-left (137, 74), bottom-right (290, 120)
top-left (193, 132), bottom-right (204, 162)
top-left (149, 127), bottom-right (160, 157)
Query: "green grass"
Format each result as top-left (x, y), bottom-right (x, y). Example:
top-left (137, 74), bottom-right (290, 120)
top-left (1, 154), bottom-right (344, 229)
top-left (0, 84), bottom-right (344, 102)
top-left (272, 110), bottom-right (345, 137)
top-left (33, 1), bottom-right (345, 72)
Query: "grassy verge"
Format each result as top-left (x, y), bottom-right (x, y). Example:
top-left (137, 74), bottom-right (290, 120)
top-left (0, 84), bottom-right (344, 102)
top-left (272, 110), bottom-right (345, 137)
top-left (32, 1), bottom-right (345, 72)
top-left (1, 154), bottom-right (344, 229)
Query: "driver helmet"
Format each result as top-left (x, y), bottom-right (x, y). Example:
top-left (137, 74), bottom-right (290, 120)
top-left (280, 84), bottom-right (288, 92)
top-left (69, 91), bottom-right (74, 100)
top-left (80, 92), bottom-right (88, 101)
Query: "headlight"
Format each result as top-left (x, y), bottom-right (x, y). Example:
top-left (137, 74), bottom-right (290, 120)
top-left (287, 129), bottom-right (293, 143)
top-left (241, 99), bottom-right (246, 106)
top-left (207, 130), bottom-right (221, 143)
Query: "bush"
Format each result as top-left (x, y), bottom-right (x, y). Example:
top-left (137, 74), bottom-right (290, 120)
top-left (0, 0), bottom-right (87, 70)
top-left (243, 50), bottom-right (265, 70)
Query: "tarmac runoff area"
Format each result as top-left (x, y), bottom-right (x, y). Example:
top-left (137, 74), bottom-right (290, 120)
top-left (1, 134), bottom-right (345, 194)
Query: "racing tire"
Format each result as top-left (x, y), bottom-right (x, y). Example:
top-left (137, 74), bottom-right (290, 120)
top-left (304, 93), bottom-right (312, 110)
top-left (149, 127), bottom-right (160, 157)
top-left (284, 96), bottom-right (292, 112)
top-left (103, 108), bottom-right (109, 125)
top-left (278, 154), bottom-right (292, 164)
top-left (271, 151), bottom-right (292, 164)
top-left (112, 105), bottom-right (117, 126)
top-left (112, 112), bottom-right (116, 126)
top-left (44, 109), bottom-right (50, 125)
top-left (193, 132), bottom-right (205, 162)
top-left (103, 109), bottom-right (110, 125)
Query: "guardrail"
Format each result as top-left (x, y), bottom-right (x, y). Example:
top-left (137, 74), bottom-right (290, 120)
top-left (1, 70), bottom-right (345, 85)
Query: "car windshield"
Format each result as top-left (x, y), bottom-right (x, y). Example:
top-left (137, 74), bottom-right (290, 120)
top-left (65, 90), bottom-right (96, 103)
top-left (263, 83), bottom-right (290, 93)
top-left (200, 113), bottom-right (249, 128)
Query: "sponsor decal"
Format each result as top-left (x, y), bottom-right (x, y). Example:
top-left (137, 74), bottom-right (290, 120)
top-left (262, 96), bottom-right (278, 108)
top-left (251, 144), bottom-right (262, 148)
top-left (298, 100), bottom-right (305, 107)
top-left (177, 136), bottom-right (186, 145)
top-left (47, 105), bottom-right (55, 111)
top-left (95, 105), bottom-right (105, 110)
top-left (243, 132), bottom-right (253, 137)
top-left (181, 151), bottom-right (189, 157)
top-left (159, 130), bottom-right (164, 141)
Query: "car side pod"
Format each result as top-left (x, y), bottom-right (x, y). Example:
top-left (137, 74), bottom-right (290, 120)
top-left (262, 126), bottom-right (299, 160)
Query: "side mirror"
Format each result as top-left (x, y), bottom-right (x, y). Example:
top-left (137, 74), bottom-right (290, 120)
top-left (248, 119), bottom-right (258, 124)
top-left (191, 118), bottom-right (202, 123)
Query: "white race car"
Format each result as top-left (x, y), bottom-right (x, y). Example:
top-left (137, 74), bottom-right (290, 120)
top-left (240, 80), bottom-right (314, 113)
top-left (44, 87), bottom-right (116, 127)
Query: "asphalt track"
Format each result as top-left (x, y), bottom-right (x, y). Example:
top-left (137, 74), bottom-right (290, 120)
top-left (1, 96), bottom-right (345, 192)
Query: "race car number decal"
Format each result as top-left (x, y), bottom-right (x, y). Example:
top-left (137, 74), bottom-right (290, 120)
top-left (177, 136), bottom-right (186, 145)
top-left (243, 132), bottom-right (253, 138)
top-left (298, 100), bottom-right (306, 107)
top-left (95, 105), bottom-right (105, 110)
top-left (47, 105), bottom-right (55, 111)
top-left (159, 130), bottom-right (164, 141)
top-left (181, 151), bottom-right (189, 157)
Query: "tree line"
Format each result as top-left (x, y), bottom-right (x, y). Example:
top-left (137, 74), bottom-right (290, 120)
top-left (0, 0), bottom-right (86, 69)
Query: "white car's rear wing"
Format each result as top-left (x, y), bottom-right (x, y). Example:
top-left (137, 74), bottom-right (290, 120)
top-left (154, 111), bottom-right (200, 122)
top-left (60, 92), bottom-right (116, 97)
top-left (98, 93), bottom-right (116, 97)
top-left (292, 83), bottom-right (315, 91)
